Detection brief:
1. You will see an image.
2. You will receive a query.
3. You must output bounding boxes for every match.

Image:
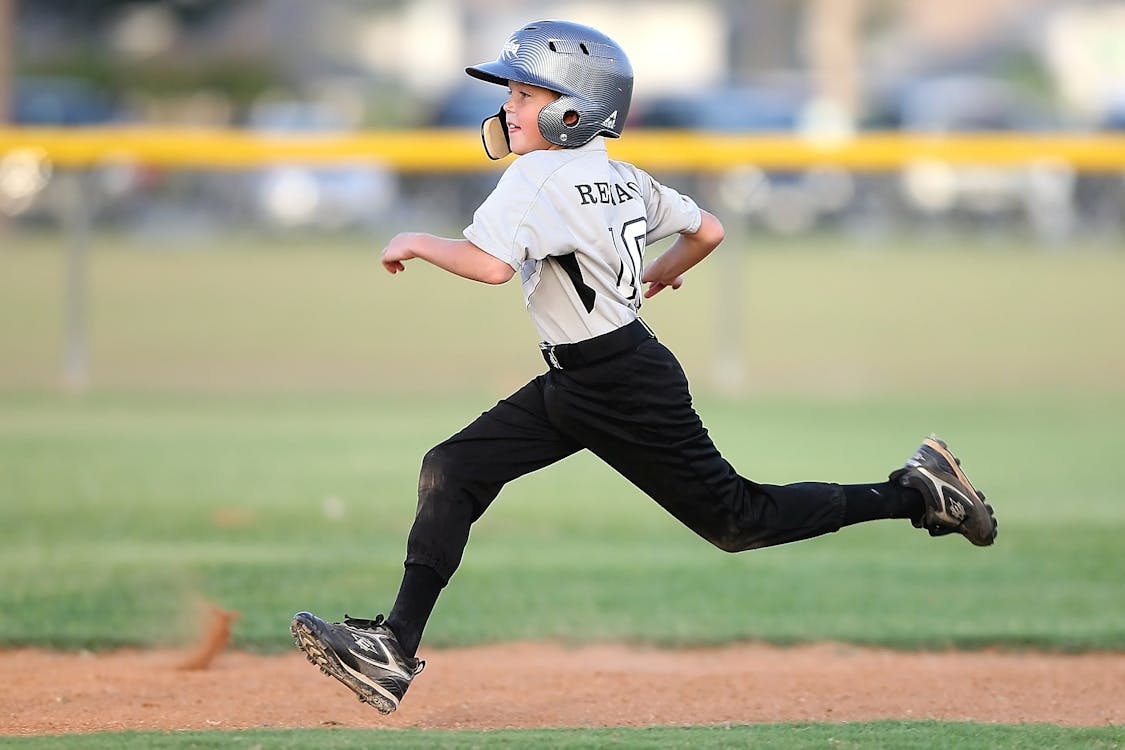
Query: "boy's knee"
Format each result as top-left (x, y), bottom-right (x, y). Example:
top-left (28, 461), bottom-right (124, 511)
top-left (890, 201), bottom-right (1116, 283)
top-left (709, 535), bottom-right (745, 554)
top-left (417, 441), bottom-right (499, 523)
top-left (419, 444), bottom-right (454, 495)
top-left (704, 526), bottom-right (768, 553)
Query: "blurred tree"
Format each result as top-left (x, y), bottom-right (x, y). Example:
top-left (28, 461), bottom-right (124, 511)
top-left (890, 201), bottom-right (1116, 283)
top-left (14, 0), bottom-right (275, 121)
top-left (17, 0), bottom-right (230, 27)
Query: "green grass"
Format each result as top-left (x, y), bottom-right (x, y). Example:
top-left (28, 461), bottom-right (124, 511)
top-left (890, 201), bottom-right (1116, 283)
top-left (1, 389), bottom-right (1122, 652)
top-left (2, 231), bottom-right (1123, 743)
top-left (1, 723), bottom-right (1123, 749)
top-left (3, 229), bottom-right (1124, 396)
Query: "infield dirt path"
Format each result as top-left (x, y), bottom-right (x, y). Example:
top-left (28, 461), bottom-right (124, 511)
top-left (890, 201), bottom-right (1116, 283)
top-left (2, 643), bottom-right (1123, 735)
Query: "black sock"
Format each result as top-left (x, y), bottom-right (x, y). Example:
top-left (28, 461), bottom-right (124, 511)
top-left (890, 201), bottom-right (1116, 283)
top-left (386, 563), bottom-right (445, 658)
top-left (841, 482), bottom-right (924, 526)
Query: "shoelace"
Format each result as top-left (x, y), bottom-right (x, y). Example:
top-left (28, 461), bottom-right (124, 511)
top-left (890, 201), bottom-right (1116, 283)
top-left (342, 614), bottom-right (386, 630)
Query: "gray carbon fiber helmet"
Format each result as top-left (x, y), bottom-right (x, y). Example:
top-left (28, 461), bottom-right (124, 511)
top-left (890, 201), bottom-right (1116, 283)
top-left (466, 20), bottom-right (633, 158)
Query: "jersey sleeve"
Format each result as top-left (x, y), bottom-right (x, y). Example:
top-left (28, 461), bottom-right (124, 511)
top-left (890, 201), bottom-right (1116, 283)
top-left (634, 169), bottom-right (703, 242)
top-left (464, 157), bottom-right (577, 270)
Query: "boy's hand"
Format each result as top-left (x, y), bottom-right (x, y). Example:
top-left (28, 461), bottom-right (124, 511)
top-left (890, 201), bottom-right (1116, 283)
top-left (381, 233), bottom-right (416, 274)
top-left (640, 210), bottom-right (724, 298)
top-left (643, 274), bottom-right (684, 298)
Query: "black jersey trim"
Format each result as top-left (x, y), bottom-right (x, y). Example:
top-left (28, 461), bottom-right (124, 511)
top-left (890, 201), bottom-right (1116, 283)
top-left (551, 253), bottom-right (596, 313)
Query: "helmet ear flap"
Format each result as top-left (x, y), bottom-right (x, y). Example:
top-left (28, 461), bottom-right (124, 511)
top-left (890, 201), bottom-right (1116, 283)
top-left (538, 96), bottom-right (584, 147)
top-left (481, 108), bottom-right (511, 159)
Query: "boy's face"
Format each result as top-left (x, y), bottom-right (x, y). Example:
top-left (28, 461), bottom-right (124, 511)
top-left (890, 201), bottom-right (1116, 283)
top-left (503, 81), bottom-right (562, 155)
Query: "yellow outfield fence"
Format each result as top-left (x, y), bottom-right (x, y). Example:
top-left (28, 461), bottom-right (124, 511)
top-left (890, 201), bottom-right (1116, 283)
top-left (1, 126), bottom-right (1125, 171)
top-left (6, 125), bottom-right (1122, 394)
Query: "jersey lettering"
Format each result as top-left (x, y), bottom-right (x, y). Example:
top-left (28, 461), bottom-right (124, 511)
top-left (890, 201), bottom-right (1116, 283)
top-left (614, 217), bottom-right (647, 310)
top-left (574, 181), bottom-right (638, 206)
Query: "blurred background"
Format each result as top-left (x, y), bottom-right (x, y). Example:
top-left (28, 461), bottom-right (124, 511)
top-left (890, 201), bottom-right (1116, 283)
top-left (1, 0), bottom-right (1124, 395)
top-left (2, 0), bottom-right (1124, 236)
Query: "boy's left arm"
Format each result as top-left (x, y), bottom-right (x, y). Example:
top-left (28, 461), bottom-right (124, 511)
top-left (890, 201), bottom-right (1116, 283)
top-left (382, 232), bottom-right (514, 285)
top-left (641, 210), bottom-right (725, 298)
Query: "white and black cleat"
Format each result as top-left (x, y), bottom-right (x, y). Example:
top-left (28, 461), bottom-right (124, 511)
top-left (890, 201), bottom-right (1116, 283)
top-left (291, 611), bottom-right (424, 714)
top-left (891, 435), bottom-right (997, 546)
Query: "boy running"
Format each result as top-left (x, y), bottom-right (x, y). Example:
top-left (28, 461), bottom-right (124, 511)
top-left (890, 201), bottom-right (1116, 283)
top-left (291, 20), bottom-right (997, 714)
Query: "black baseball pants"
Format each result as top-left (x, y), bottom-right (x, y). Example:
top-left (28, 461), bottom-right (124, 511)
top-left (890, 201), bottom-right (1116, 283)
top-left (404, 334), bottom-right (846, 583)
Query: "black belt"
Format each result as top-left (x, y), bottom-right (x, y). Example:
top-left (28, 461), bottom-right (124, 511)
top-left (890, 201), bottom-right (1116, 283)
top-left (540, 319), bottom-right (655, 370)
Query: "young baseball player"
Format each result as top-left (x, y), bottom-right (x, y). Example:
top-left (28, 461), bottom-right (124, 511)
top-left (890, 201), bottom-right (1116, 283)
top-left (291, 20), bottom-right (997, 714)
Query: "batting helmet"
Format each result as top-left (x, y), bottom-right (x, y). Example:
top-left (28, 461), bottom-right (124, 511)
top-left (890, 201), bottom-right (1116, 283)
top-left (466, 20), bottom-right (634, 159)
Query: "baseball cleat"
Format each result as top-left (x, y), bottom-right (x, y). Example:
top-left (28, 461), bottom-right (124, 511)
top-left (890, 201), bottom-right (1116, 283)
top-left (891, 435), bottom-right (997, 546)
top-left (291, 611), bottom-right (424, 714)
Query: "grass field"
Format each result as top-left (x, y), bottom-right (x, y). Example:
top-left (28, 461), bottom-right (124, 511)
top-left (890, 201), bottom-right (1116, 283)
top-left (1, 723), bottom-right (1124, 749)
top-left (2, 388), bottom-right (1123, 653)
top-left (1, 229), bottom-right (1123, 746)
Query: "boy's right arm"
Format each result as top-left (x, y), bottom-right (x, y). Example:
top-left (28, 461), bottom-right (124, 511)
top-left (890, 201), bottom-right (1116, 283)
top-left (641, 210), bottom-right (725, 298)
top-left (382, 232), bottom-right (515, 285)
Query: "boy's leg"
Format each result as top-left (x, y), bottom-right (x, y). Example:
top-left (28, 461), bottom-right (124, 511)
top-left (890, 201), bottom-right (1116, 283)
top-left (546, 339), bottom-right (847, 551)
top-left (547, 339), bottom-right (976, 551)
top-left (294, 375), bottom-right (580, 711)
top-left (387, 374), bottom-right (580, 653)
top-left (386, 563), bottom-right (445, 657)
top-left (400, 374), bottom-right (581, 581)
top-left (840, 482), bottom-right (924, 526)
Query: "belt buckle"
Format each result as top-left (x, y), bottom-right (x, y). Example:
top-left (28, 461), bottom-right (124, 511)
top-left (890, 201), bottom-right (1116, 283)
top-left (540, 343), bottom-right (563, 370)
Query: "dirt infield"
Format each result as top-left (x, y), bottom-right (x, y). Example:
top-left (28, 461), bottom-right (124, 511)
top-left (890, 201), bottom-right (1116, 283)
top-left (2, 643), bottom-right (1123, 735)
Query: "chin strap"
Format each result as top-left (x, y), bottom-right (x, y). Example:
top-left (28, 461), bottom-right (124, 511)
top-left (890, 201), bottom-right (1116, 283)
top-left (481, 107), bottom-right (511, 160)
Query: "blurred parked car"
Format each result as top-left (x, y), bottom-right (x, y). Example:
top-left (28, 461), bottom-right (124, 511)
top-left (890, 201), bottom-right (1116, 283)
top-left (428, 83), bottom-right (503, 129)
top-left (13, 76), bottom-right (121, 125)
top-left (412, 83), bottom-right (508, 221)
top-left (243, 100), bottom-right (397, 231)
top-left (1072, 102), bottom-right (1125, 234)
top-left (1, 76), bottom-right (147, 222)
top-left (867, 75), bottom-right (1075, 237)
top-left (629, 83), bottom-right (857, 235)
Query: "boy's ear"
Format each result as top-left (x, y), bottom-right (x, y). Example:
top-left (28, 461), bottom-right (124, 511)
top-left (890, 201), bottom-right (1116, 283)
top-left (481, 108), bottom-right (511, 160)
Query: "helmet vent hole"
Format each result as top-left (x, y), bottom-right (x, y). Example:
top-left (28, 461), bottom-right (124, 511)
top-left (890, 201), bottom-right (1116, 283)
top-left (579, 43), bottom-right (589, 55)
top-left (548, 41), bottom-right (557, 52)
top-left (563, 110), bottom-right (580, 127)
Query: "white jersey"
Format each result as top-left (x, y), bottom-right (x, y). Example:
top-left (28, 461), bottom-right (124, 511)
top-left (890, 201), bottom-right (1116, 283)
top-left (464, 136), bottom-right (702, 345)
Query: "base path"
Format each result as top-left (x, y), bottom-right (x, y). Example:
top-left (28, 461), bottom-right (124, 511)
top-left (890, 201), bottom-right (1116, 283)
top-left (2, 643), bottom-right (1122, 735)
